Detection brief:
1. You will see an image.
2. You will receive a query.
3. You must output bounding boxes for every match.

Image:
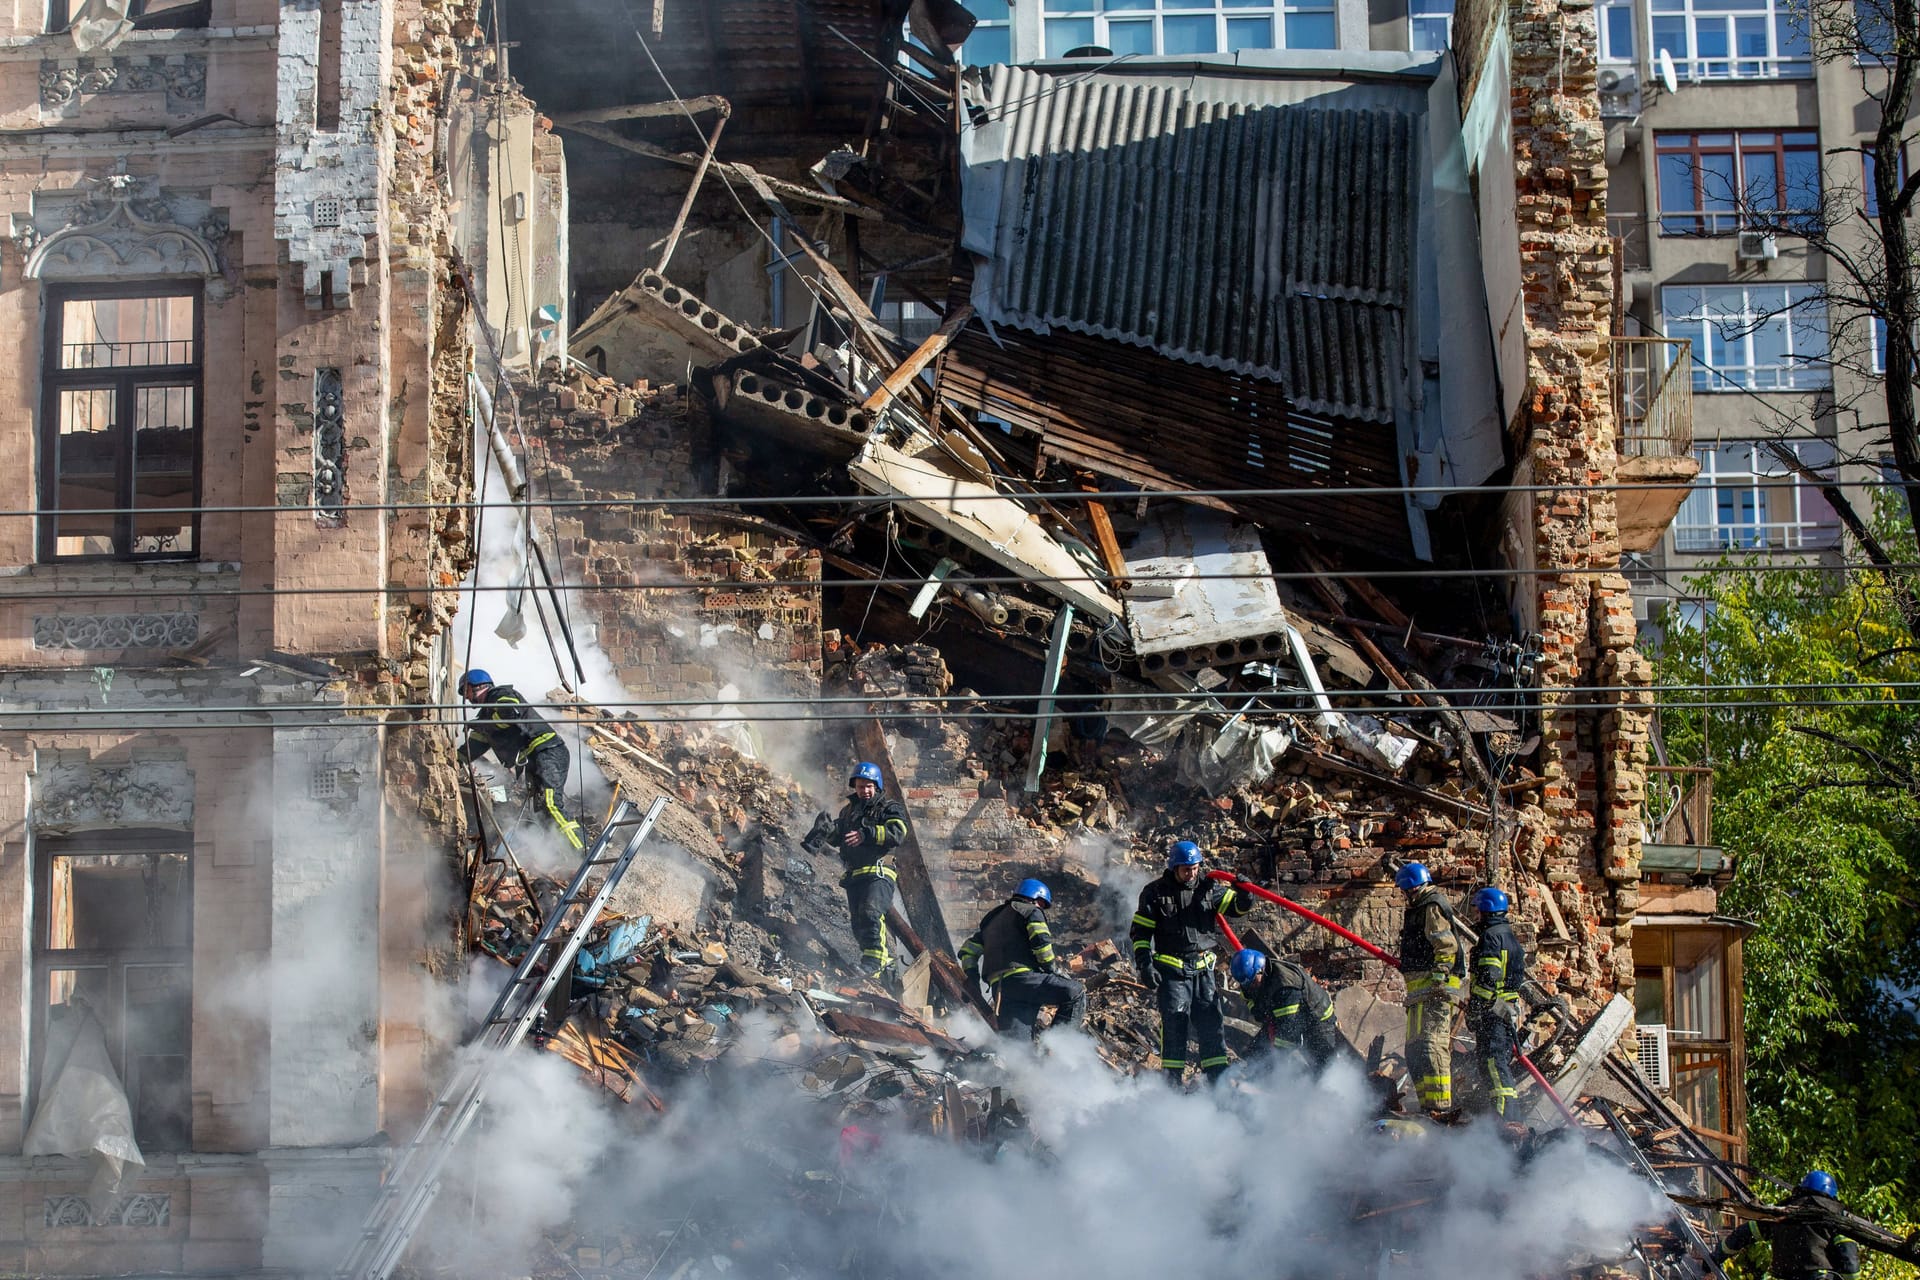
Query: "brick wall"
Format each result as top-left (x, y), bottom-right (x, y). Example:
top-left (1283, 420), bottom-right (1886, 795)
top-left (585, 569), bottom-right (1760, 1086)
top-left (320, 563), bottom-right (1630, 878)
top-left (523, 377), bottom-right (824, 705)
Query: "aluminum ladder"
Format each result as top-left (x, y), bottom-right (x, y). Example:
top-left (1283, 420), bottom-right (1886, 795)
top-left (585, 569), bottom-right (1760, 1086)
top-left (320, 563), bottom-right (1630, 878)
top-left (332, 795), bottom-right (669, 1280)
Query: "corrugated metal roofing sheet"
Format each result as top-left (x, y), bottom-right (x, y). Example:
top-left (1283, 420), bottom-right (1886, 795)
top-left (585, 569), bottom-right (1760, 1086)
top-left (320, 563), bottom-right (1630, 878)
top-left (962, 64), bottom-right (1422, 425)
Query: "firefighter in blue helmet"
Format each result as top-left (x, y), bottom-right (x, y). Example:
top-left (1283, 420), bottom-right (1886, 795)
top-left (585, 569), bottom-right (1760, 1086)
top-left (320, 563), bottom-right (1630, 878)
top-left (1396, 862), bottom-right (1467, 1112)
top-left (960, 879), bottom-right (1087, 1039)
top-left (457, 669), bottom-right (584, 850)
top-left (1130, 840), bottom-right (1253, 1084)
top-left (1713, 1172), bottom-right (1861, 1278)
top-left (833, 761), bottom-right (909, 982)
top-left (1465, 886), bottom-right (1527, 1116)
top-left (1229, 947), bottom-right (1342, 1073)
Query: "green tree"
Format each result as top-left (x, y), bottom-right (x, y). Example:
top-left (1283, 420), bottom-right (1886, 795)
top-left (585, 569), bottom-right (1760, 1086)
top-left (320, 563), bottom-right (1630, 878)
top-left (1657, 505), bottom-right (1920, 1238)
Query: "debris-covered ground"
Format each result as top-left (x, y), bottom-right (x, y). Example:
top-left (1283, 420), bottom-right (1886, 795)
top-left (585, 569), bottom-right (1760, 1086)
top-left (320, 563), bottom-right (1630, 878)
top-left (413, 691), bottom-right (1755, 1280)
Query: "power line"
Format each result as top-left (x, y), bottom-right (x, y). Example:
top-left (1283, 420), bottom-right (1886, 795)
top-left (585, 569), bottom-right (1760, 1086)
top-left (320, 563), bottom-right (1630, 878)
top-left (4, 682), bottom-right (1917, 719)
top-left (0, 561), bottom-right (1906, 607)
top-left (12, 475), bottom-right (1915, 520)
top-left (6, 693), bottom-right (1920, 733)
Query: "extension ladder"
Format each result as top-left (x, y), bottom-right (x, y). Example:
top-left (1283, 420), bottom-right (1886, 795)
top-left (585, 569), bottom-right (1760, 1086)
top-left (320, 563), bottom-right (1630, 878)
top-left (332, 795), bottom-right (669, 1280)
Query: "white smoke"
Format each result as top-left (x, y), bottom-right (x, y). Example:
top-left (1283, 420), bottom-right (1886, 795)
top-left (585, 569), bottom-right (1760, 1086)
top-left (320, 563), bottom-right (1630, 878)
top-left (399, 1016), bottom-right (1666, 1280)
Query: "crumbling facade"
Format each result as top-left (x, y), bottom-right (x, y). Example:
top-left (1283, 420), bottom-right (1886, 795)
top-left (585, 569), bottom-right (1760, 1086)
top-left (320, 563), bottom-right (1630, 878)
top-left (0, 0), bottom-right (1718, 1274)
top-left (0, 0), bottom-right (486, 1270)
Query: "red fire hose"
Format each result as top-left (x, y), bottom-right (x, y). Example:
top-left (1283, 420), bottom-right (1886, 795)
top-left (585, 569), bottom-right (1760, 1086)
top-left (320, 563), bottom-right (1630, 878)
top-left (1206, 870), bottom-right (1401, 968)
top-left (1206, 870), bottom-right (1580, 1124)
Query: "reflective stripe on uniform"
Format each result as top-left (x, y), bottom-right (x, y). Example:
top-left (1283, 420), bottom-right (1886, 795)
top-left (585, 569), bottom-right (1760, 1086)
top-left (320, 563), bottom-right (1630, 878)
top-left (517, 730), bottom-right (557, 761)
top-left (1199, 1055), bottom-right (1230, 1070)
top-left (1131, 913), bottom-right (1156, 930)
top-left (1406, 973), bottom-right (1462, 993)
top-left (988, 964), bottom-right (1033, 984)
top-left (1154, 951), bottom-right (1215, 971)
top-left (1272, 1003), bottom-right (1301, 1017)
top-left (846, 864), bottom-right (899, 881)
top-left (542, 787), bottom-right (584, 850)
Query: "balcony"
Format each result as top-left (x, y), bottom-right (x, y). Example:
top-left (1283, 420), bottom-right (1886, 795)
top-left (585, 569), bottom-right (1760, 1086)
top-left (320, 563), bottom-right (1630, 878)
top-left (1641, 764), bottom-right (1724, 875)
top-left (1612, 336), bottom-right (1701, 553)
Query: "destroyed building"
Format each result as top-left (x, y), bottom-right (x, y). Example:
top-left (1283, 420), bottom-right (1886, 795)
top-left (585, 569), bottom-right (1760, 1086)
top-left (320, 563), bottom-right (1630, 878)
top-left (0, 0), bottom-right (1752, 1274)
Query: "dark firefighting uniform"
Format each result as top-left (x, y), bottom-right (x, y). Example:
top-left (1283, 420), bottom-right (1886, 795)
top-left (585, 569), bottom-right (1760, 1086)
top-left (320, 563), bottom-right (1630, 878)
top-left (1714, 1191), bottom-right (1861, 1278)
top-left (1130, 871), bottom-right (1253, 1081)
top-left (459, 684), bottom-right (584, 850)
top-left (959, 898), bottom-right (1087, 1039)
top-left (1399, 885), bottom-right (1466, 1109)
top-left (1243, 956), bottom-right (1342, 1072)
top-left (833, 792), bottom-right (909, 977)
top-left (1466, 911), bottom-right (1528, 1116)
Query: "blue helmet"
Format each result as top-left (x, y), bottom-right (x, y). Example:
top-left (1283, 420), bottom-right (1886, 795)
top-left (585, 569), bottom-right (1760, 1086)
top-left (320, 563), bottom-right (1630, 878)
top-left (1016, 878), bottom-right (1052, 907)
top-left (1474, 886), bottom-right (1511, 915)
top-left (1230, 948), bottom-right (1267, 984)
top-left (1396, 863), bottom-right (1431, 890)
top-left (1800, 1170), bottom-right (1838, 1198)
top-left (850, 761), bottom-right (884, 787)
top-left (458, 668), bottom-right (492, 692)
top-left (1168, 840), bottom-right (1204, 869)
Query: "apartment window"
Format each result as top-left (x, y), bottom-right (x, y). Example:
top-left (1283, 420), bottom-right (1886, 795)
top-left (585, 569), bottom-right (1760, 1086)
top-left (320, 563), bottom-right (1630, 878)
top-left (1409, 0), bottom-right (1452, 51)
top-left (1662, 284), bottom-right (1830, 391)
top-left (1674, 439), bottom-right (1842, 552)
top-left (1863, 147), bottom-right (1909, 218)
top-left (46, 0), bottom-right (208, 32)
top-left (33, 832), bottom-right (193, 1152)
top-left (40, 284), bottom-right (203, 561)
top-left (961, 0), bottom-right (1013, 63)
top-left (1855, 0), bottom-right (1895, 59)
top-left (1042, 0), bottom-right (1333, 57)
top-left (1649, 0), bottom-right (1811, 79)
top-left (1655, 131), bottom-right (1820, 234)
top-left (1599, 0), bottom-right (1637, 60)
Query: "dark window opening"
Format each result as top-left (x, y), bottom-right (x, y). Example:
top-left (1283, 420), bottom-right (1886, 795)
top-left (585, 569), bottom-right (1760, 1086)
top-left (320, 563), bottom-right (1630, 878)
top-left (39, 282), bottom-right (204, 562)
top-left (33, 831), bottom-right (193, 1153)
top-left (46, 0), bottom-right (208, 33)
top-left (317, 0), bottom-right (343, 130)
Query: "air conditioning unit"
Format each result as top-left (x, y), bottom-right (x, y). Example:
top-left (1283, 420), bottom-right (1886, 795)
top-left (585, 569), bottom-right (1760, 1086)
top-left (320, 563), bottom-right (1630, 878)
top-left (1737, 231), bottom-right (1780, 261)
top-left (1637, 1023), bottom-right (1672, 1090)
top-left (1598, 68), bottom-right (1637, 92)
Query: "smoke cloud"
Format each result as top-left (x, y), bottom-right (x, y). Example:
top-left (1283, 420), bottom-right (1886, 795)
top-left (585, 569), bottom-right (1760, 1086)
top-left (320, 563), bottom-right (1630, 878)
top-left (407, 1015), bottom-right (1665, 1280)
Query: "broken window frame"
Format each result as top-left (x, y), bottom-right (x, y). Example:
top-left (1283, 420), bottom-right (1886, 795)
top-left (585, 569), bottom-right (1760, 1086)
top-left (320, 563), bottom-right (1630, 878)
top-left (38, 281), bottom-right (205, 563)
top-left (31, 830), bottom-right (194, 1153)
top-left (44, 0), bottom-right (209, 33)
top-left (1633, 924), bottom-right (1745, 1162)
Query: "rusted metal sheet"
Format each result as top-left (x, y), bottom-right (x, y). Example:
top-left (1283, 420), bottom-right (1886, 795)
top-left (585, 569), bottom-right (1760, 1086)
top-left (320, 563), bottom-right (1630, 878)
top-left (938, 326), bottom-right (1411, 557)
top-left (961, 63), bottom-right (1420, 425)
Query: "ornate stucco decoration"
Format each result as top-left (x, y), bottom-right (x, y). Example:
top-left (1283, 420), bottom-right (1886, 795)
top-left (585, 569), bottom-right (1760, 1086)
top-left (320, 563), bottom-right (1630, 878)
top-left (39, 54), bottom-right (207, 114)
top-left (14, 175), bottom-right (231, 297)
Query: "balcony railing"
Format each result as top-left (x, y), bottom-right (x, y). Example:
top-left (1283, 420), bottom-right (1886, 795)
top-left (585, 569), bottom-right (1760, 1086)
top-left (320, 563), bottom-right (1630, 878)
top-left (1646, 764), bottom-right (1713, 847)
top-left (1613, 337), bottom-right (1694, 459)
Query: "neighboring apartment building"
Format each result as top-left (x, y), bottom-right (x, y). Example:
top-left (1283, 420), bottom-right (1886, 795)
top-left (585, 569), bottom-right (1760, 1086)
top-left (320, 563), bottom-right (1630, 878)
top-left (1596, 0), bottom-right (1884, 638)
top-left (960, 0), bottom-right (1464, 63)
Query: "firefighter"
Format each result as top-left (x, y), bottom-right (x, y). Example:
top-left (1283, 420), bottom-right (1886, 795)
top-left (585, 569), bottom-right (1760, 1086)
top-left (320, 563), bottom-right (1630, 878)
top-left (1396, 862), bottom-right (1467, 1113)
top-left (1465, 885), bottom-right (1527, 1117)
top-left (834, 761), bottom-right (909, 982)
top-left (1130, 840), bottom-right (1254, 1085)
top-left (1712, 1171), bottom-right (1862, 1278)
top-left (457, 669), bottom-right (585, 851)
top-left (1228, 947), bottom-right (1342, 1073)
top-left (959, 879), bottom-right (1087, 1039)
